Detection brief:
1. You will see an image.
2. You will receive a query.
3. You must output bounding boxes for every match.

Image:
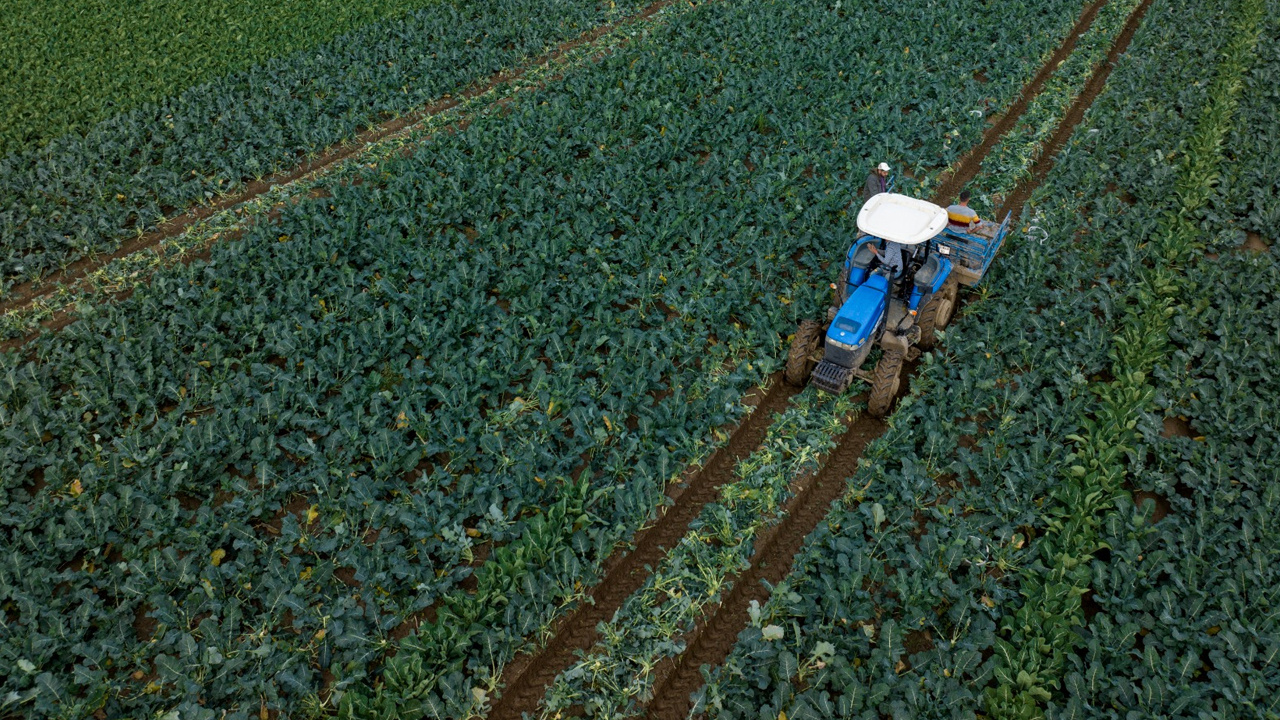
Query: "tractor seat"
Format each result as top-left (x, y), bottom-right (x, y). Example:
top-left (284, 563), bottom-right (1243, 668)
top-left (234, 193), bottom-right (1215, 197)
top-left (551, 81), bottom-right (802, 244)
top-left (913, 254), bottom-right (943, 290)
top-left (849, 241), bottom-right (878, 269)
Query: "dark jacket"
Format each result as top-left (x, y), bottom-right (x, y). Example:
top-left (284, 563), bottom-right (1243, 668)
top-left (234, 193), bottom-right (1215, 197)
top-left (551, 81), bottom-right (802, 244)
top-left (863, 171), bottom-right (887, 202)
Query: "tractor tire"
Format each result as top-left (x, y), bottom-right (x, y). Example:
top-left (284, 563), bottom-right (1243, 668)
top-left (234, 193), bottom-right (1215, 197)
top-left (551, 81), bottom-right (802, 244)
top-left (867, 348), bottom-right (904, 418)
top-left (784, 320), bottom-right (824, 387)
top-left (916, 277), bottom-right (958, 351)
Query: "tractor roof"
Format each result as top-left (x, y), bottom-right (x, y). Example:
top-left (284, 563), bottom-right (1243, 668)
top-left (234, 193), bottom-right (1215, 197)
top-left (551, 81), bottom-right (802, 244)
top-left (856, 193), bottom-right (948, 245)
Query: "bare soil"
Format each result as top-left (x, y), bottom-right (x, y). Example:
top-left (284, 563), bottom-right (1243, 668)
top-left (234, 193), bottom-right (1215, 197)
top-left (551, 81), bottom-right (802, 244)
top-left (1243, 231), bottom-right (1271, 253)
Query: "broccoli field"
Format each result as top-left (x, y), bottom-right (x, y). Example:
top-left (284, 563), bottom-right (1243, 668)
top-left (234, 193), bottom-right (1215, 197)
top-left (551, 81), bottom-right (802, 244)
top-left (0, 0), bottom-right (1276, 718)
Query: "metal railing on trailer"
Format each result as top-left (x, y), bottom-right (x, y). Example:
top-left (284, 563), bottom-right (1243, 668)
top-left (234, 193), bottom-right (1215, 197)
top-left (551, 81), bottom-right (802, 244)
top-left (936, 211), bottom-right (1012, 287)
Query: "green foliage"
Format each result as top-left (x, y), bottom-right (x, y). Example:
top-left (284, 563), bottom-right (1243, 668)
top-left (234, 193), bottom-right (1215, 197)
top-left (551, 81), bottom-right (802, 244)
top-left (0, 0), bottom-right (654, 292)
top-left (0, 0), bottom-right (441, 155)
top-left (987, 0), bottom-right (1267, 713)
top-left (0, 0), bottom-right (1052, 713)
top-left (1057, 5), bottom-right (1280, 714)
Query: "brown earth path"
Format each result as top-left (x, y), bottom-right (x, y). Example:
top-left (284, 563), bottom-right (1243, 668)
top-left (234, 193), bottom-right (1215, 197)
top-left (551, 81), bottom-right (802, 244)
top-left (642, 0), bottom-right (1156, 716)
top-left (0, 0), bottom-right (681, 320)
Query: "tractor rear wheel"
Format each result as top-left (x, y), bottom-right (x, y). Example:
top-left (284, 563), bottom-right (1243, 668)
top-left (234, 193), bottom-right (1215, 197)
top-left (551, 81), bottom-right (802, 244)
top-left (916, 277), bottom-right (958, 351)
top-left (784, 320), bottom-right (823, 387)
top-left (867, 348), bottom-right (904, 418)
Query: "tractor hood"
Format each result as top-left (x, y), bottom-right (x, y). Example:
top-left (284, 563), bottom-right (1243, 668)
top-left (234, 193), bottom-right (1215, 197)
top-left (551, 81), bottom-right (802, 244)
top-left (857, 193), bottom-right (948, 246)
top-left (827, 273), bottom-right (889, 353)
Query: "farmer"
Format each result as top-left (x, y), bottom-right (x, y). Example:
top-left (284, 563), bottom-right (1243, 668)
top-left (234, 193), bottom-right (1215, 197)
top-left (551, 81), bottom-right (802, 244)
top-left (863, 162), bottom-right (890, 201)
top-left (946, 190), bottom-right (980, 231)
top-left (948, 189), bottom-right (1001, 237)
top-left (871, 237), bottom-right (911, 280)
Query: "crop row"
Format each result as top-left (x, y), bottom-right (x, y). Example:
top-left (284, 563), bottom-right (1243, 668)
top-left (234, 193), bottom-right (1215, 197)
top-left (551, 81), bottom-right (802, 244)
top-left (0, 0), bottom-right (438, 155)
top-left (0, 0), bottom-right (656, 294)
top-left (0, 0), bottom-right (1090, 716)
top-left (344, 0), bottom-right (1097, 715)
top-left (540, 386), bottom-right (860, 718)
top-left (0, 4), bottom-right (668, 345)
top-left (988, 0), bottom-right (1268, 712)
top-left (696, 0), bottom-right (1258, 715)
top-left (1056, 2), bottom-right (1280, 713)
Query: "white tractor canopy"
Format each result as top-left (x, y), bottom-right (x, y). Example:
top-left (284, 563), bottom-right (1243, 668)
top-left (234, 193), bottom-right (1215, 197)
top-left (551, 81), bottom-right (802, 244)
top-left (856, 193), bottom-right (949, 246)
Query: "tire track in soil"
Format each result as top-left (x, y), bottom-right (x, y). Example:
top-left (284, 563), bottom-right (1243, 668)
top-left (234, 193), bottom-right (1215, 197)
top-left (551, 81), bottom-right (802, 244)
top-left (0, 0), bottom-right (680, 318)
top-left (931, 0), bottom-right (1109, 202)
top-left (643, 0), bottom-right (1157, 715)
top-left (997, 0), bottom-right (1156, 223)
top-left (487, 378), bottom-right (801, 720)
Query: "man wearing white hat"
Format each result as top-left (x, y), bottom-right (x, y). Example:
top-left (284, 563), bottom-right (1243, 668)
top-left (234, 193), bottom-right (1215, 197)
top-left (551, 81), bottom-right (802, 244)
top-left (863, 162), bottom-right (890, 202)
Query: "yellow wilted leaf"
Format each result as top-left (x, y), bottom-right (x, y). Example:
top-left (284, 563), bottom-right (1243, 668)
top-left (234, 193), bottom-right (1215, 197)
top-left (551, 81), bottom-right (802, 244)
top-left (603, 416), bottom-right (613, 431)
top-left (306, 505), bottom-right (319, 524)
top-left (69, 479), bottom-right (83, 497)
top-left (300, 566), bottom-right (313, 581)
top-left (314, 628), bottom-right (326, 641)
top-left (465, 528), bottom-right (482, 538)
top-left (211, 549), bottom-right (226, 567)
top-left (145, 681), bottom-right (163, 694)
top-left (779, 712), bottom-right (787, 720)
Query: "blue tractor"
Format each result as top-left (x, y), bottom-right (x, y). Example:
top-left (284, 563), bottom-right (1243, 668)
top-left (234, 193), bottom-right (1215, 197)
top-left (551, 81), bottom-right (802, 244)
top-left (785, 193), bottom-right (1010, 417)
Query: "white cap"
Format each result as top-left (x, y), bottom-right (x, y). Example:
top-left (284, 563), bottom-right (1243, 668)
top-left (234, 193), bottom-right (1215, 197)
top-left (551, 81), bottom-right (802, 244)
top-left (877, 162), bottom-right (891, 172)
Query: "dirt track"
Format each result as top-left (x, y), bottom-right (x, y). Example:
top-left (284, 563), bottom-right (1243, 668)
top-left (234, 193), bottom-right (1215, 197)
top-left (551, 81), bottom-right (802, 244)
top-left (487, 380), bottom-right (798, 719)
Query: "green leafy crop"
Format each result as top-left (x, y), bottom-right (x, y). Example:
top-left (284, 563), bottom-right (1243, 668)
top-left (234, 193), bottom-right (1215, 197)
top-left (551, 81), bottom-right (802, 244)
top-left (0, 0), bottom-right (442, 155)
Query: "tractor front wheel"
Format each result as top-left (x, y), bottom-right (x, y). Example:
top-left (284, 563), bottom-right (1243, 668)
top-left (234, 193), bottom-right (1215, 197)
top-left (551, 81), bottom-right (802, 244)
top-left (867, 348), bottom-right (904, 417)
top-left (916, 277), bottom-right (958, 351)
top-left (784, 320), bottom-right (824, 386)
